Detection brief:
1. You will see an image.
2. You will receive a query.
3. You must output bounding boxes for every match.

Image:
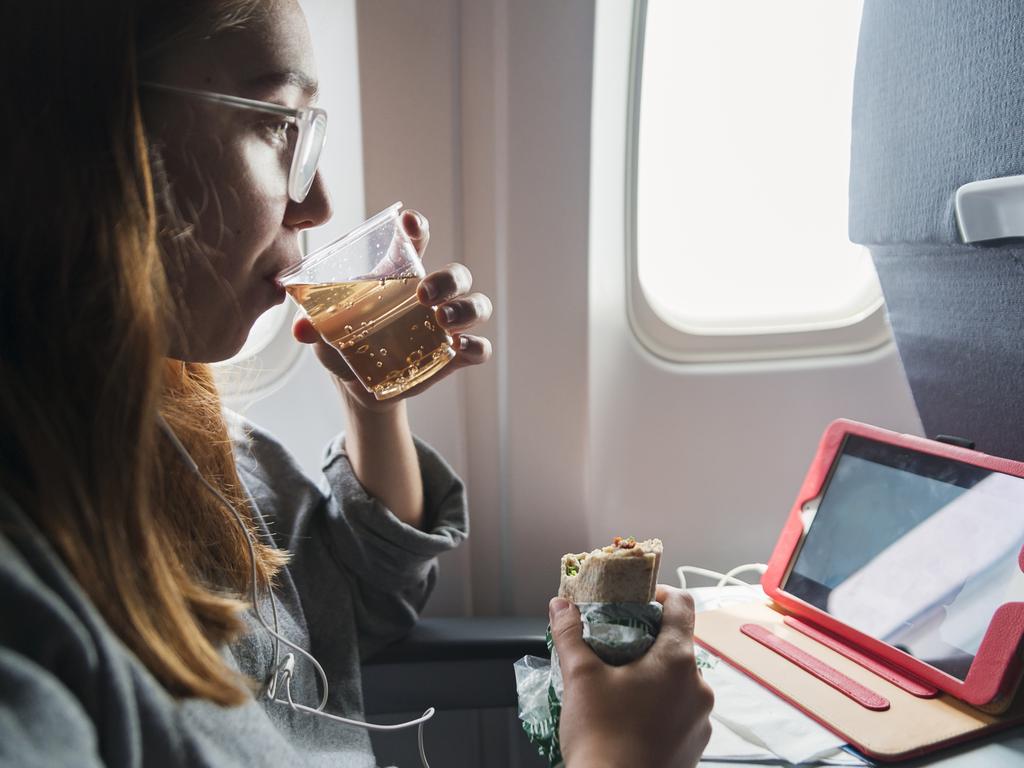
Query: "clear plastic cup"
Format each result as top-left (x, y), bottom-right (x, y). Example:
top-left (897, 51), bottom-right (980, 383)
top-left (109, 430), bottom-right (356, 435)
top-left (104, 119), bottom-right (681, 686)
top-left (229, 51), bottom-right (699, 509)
top-left (278, 202), bottom-right (455, 400)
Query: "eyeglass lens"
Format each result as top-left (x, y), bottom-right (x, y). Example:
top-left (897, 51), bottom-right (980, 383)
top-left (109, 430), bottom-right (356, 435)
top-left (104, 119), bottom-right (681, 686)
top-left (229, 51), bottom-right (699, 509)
top-left (290, 111), bottom-right (328, 203)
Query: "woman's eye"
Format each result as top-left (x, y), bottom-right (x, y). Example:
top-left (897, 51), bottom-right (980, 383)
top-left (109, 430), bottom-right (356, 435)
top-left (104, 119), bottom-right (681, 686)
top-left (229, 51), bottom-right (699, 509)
top-left (264, 120), bottom-right (292, 146)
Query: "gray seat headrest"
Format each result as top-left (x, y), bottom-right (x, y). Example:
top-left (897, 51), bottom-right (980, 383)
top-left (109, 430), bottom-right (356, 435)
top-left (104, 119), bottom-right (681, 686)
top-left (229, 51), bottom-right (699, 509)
top-left (850, 0), bottom-right (1024, 461)
top-left (850, 0), bottom-right (1024, 247)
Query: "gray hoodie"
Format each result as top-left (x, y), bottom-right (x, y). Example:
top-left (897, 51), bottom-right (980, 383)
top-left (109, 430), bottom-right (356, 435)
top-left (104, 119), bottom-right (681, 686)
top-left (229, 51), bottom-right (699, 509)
top-left (0, 414), bottom-right (468, 767)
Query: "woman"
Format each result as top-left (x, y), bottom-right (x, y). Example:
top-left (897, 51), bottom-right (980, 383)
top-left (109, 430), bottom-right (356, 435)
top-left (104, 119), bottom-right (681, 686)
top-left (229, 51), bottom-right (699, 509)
top-left (0, 1), bottom-right (712, 766)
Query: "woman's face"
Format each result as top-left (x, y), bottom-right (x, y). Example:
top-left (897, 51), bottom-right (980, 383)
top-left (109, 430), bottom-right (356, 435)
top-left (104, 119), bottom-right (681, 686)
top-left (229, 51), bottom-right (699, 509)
top-left (145, 0), bottom-right (333, 362)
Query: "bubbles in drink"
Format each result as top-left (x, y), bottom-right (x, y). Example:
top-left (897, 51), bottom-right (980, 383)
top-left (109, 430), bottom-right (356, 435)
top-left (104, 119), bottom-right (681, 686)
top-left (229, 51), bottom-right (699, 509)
top-left (286, 277), bottom-right (455, 399)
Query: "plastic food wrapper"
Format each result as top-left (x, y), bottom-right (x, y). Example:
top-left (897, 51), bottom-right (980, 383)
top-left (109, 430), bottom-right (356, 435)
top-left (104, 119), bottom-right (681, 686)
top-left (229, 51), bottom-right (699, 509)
top-left (514, 601), bottom-right (663, 767)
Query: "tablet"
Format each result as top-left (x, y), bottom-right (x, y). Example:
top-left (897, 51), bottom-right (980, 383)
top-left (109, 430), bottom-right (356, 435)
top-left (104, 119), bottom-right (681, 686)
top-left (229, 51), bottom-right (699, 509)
top-left (762, 419), bottom-right (1024, 711)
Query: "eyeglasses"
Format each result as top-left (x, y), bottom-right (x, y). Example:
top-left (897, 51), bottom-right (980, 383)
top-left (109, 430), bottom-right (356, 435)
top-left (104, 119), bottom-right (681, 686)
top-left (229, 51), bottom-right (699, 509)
top-left (142, 82), bottom-right (327, 204)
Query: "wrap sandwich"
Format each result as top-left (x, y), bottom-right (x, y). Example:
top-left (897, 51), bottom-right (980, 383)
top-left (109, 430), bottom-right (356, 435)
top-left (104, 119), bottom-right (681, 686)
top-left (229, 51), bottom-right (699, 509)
top-left (558, 536), bottom-right (663, 603)
top-left (516, 536), bottom-right (666, 765)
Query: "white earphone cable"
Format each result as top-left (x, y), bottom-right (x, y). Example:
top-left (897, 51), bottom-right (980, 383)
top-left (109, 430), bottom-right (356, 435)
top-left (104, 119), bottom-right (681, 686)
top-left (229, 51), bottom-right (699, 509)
top-left (157, 415), bottom-right (433, 767)
top-left (676, 563), bottom-right (768, 591)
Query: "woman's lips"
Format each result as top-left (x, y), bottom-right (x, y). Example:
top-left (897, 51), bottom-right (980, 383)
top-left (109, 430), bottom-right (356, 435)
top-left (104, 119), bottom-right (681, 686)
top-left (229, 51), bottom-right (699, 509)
top-left (262, 255), bottom-right (299, 303)
top-left (263, 273), bottom-right (287, 305)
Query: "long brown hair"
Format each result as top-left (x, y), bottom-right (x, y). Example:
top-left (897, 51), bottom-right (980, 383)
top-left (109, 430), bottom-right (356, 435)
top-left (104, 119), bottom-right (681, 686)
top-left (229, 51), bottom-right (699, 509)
top-left (1, 0), bottom-right (286, 705)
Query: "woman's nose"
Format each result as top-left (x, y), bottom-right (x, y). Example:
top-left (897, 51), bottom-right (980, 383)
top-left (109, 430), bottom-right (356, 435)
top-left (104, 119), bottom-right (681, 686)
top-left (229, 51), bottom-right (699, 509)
top-left (285, 171), bottom-right (333, 230)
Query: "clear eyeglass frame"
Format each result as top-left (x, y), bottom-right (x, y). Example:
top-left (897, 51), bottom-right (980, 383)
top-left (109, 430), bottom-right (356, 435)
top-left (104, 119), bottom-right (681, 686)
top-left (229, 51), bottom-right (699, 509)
top-left (142, 82), bottom-right (328, 203)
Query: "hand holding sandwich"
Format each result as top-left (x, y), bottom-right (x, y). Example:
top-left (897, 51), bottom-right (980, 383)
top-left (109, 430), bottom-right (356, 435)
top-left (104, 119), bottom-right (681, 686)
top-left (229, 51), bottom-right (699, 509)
top-left (550, 585), bottom-right (714, 768)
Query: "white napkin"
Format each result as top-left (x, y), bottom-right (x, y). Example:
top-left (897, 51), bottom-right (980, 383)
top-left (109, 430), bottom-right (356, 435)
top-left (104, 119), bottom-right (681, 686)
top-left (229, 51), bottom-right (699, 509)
top-left (690, 586), bottom-right (868, 766)
top-left (704, 717), bottom-right (866, 765)
top-left (698, 645), bottom-right (867, 765)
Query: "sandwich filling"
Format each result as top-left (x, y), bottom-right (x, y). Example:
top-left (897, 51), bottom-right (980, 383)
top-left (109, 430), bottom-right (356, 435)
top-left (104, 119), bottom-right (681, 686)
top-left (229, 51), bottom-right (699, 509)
top-left (558, 536), bottom-right (663, 603)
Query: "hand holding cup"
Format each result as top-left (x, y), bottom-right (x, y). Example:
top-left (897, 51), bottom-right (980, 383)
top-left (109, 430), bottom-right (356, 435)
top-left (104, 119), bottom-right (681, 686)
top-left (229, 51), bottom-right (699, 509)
top-left (284, 205), bottom-right (492, 412)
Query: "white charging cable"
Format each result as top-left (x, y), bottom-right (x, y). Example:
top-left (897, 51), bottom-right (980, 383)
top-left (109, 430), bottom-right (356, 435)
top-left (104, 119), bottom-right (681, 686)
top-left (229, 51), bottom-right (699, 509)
top-left (677, 563), bottom-right (768, 592)
top-left (157, 415), bottom-right (434, 767)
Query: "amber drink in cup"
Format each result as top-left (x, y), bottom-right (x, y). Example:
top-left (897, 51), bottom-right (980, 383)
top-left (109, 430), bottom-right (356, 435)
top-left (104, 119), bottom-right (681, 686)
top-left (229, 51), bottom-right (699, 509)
top-left (279, 202), bottom-right (455, 399)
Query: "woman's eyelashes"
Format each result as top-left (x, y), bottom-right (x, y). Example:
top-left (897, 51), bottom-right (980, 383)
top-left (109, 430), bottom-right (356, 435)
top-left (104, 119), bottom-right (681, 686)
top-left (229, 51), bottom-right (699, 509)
top-left (261, 119), bottom-right (294, 148)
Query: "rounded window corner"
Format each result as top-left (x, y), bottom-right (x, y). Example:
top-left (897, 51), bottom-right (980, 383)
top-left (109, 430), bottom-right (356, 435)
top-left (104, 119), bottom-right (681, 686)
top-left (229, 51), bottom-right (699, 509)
top-left (626, 264), bottom-right (892, 365)
top-left (211, 301), bottom-right (305, 403)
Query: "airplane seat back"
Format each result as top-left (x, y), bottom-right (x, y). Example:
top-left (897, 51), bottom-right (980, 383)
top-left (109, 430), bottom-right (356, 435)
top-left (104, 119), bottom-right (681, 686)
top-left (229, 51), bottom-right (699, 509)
top-left (849, 0), bottom-right (1024, 461)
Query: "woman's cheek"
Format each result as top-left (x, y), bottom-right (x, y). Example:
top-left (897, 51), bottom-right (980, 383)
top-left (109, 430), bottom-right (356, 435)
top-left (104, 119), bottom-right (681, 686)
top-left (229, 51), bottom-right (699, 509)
top-left (241, 139), bottom-right (292, 208)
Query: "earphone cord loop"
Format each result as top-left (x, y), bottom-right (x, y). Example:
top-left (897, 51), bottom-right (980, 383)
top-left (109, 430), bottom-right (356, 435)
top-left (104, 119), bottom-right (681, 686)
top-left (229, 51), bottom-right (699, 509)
top-left (195, 462), bottom-right (331, 710)
top-left (157, 415), bottom-right (432, 766)
top-left (280, 674), bottom-right (433, 768)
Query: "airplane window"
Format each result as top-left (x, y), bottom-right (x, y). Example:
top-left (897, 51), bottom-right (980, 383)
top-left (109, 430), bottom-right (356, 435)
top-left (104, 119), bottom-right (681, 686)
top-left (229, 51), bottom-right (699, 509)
top-left (632, 0), bottom-right (885, 359)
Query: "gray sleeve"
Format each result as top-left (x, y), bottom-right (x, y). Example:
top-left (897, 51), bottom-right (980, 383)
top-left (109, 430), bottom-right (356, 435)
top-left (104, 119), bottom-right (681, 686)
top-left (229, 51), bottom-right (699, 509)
top-left (0, 648), bottom-right (104, 768)
top-left (309, 435), bottom-right (468, 658)
top-left (230, 415), bottom-right (468, 658)
top-left (316, 433), bottom-right (468, 590)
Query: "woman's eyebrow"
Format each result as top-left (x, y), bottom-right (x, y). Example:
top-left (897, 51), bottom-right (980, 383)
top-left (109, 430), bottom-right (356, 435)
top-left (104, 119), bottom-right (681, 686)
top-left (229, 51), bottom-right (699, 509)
top-left (245, 70), bottom-right (319, 98)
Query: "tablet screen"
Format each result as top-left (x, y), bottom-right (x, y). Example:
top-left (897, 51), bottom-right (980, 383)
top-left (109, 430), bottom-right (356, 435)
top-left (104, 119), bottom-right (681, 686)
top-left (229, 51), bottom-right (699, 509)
top-left (782, 435), bottom-right (1024, 680)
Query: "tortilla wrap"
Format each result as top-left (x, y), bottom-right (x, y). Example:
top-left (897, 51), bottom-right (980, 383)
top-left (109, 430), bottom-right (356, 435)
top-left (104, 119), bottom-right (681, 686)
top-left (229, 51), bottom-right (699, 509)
top-left (558, 537), bottom-right (663, 603)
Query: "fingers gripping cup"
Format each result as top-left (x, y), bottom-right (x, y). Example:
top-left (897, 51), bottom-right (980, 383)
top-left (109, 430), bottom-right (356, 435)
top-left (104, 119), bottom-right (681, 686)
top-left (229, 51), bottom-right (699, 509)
top-left (279, 202), bottom-right (456, 400)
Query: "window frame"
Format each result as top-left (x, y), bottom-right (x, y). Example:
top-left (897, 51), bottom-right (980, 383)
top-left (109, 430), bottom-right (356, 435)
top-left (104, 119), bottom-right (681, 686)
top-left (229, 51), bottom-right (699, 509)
top-left (624, 0), bottom-right (891, 364)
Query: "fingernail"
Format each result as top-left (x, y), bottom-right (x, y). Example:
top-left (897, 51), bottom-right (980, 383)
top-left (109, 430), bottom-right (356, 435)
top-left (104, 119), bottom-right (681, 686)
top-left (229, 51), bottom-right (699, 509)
top-left (416, 212), bottom-right (428, 232)
top-left (549, 597), bottom-right (570, 618)
top-left (442, 305), bottom-right (456, 323)
top-left (402, 210), bottom-right (421, 238)
top-left (421, 281), bottom-right (437, 301)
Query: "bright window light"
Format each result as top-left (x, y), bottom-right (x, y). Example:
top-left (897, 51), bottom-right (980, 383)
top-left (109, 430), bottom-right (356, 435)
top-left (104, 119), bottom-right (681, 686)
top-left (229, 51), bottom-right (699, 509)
top-left (637, 0), bottom-right (878, 335)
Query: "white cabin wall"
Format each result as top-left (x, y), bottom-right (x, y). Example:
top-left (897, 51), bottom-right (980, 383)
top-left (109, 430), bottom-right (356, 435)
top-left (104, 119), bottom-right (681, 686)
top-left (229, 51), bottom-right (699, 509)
top-left (495, 0), bottom-right (597, 614)
top-left (586, 1), bottom-right (921, 591)
top-left (465, 0), bottom-right (918, 615)
top-left (355, 0), bottom-right (473, 616)
top-left (356, 0), bottom-right (599, 617)
top-left (250, 0), bottom-right (922, 621)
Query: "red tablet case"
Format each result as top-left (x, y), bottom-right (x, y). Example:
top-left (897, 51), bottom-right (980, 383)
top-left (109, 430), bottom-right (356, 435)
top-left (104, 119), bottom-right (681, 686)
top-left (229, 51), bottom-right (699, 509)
top-left (694, 419), bottom-right (1024, 761)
